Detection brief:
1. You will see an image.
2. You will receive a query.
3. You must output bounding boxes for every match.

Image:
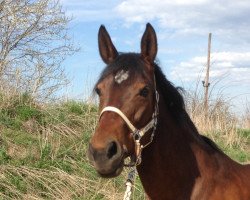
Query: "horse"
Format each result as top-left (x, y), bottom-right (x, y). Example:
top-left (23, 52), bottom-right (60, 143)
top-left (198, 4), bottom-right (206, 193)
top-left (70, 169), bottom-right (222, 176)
top-left (87, 23), bottom-right (250, 200)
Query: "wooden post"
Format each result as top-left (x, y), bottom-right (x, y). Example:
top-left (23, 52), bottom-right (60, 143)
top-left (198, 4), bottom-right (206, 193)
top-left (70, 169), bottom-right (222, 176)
top-left (203, 33), bottom-right (212, 119)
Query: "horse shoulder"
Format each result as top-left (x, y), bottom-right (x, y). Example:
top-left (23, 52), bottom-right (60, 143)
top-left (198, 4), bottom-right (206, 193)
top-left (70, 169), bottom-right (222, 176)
top-left (191, 152), bottom-right (250, 200)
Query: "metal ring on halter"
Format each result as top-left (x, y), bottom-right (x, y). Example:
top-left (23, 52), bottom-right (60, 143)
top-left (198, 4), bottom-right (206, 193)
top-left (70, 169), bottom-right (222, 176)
top-left (132, 130), bottom-right (141, 141)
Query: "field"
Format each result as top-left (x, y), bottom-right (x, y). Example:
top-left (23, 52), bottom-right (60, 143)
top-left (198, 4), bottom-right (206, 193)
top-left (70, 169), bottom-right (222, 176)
top-left (0, 94), bottom-right (249, 199)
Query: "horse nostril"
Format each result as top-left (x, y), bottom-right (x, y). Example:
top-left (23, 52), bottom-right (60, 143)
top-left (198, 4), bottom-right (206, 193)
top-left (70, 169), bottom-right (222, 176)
top-left (107, 141), bottom-right (118, 159)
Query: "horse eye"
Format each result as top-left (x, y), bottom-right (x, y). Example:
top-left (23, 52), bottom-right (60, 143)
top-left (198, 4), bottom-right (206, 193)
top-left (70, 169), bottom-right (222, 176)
top-left (95, 87), bottom-right (101, 96)
top-left (139, 86), bottom-right (149, 97)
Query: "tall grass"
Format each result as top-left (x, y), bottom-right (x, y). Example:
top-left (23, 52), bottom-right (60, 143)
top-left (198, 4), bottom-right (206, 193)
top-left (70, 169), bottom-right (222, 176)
top-left (182, 71), bottom-right (249, 148)
top-left (185, 91), bottom-right (242, 146)
top-left (0, 87), bottom-right (249, 199)
top-left (0, 92), bottom-right (145, 199)
top-left (242, 101), bottom-right (250, 129)
top-left (185, 90), bottom-right (250, 162)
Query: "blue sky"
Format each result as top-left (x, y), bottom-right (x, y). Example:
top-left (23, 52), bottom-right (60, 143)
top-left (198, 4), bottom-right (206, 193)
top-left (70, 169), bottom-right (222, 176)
top-left (61, 0), bottom-right (250, 113)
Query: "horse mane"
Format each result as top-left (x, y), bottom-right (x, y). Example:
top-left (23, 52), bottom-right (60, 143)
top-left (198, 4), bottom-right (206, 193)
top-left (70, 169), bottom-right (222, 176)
top-left (154, 63), bottom-right (186, 123)
top-left (95, 53), bottom-right (222, 153)
top-left (153, 62), bottom-right (223, 153)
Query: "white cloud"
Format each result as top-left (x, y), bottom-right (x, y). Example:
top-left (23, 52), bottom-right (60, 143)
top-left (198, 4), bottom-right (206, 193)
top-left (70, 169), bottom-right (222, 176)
top-left (115, 0), bottom-right (250, 40)
top-left (61, 0), bottom-right (250, 47)
top-left (61, 0), bottom-right (120, 22)
top-left (171, 52), bottom-right (250, 86)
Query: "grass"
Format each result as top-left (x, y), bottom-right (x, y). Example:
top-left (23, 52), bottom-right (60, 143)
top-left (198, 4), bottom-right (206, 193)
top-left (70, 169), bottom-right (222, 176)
top-left (0, 93), bottom-right (249, 199)
top-left (214, 129), bottom-right (250, 163)
top-left (0, 96), bottom-right (145, 199)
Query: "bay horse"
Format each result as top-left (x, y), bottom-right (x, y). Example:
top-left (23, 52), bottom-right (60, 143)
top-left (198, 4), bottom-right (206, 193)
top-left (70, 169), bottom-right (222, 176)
top-left (87, 23), bottom-right (250, 200)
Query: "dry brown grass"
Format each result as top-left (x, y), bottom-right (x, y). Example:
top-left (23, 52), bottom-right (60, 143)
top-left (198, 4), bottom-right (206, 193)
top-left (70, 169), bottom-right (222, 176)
top-left (242, 101), bottom-right (250, 129)
top-left (0, 165), bottom-right (126, 200)
top-left (0, 84), bottom-right (22, 110)
top-left (185, 84), bottom-right (246, 149)
top-left (0, 163), bottom-right (144, 200)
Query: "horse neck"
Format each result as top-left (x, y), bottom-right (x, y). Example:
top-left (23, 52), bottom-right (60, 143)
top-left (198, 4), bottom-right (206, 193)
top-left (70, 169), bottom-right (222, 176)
top-left (136, 94), bottom-right (209, 198)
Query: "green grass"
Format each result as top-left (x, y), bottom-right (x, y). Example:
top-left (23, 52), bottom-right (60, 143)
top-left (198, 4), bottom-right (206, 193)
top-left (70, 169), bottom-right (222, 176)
top-left (208, 129), bottom-right (250, 163)
top-left (0, 100), bottom-right (130, 199)
top-left (0, 98), bottom-right (249, 199)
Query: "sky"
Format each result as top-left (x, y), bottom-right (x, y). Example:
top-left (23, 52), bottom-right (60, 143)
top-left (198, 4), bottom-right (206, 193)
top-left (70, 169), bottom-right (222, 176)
top-left (61, 0), bottom-right (250, 114)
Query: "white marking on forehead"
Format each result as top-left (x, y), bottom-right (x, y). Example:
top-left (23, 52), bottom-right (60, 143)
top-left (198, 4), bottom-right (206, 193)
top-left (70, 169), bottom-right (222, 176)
top-left (114, 70), bottom-right (129, 84)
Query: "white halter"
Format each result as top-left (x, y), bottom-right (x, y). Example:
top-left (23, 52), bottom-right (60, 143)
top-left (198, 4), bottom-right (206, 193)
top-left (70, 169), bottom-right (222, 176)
top-left (100, 105), bottom-right (157, 139)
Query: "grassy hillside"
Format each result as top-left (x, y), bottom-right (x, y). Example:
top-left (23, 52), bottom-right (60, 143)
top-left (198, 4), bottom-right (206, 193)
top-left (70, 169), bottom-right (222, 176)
top-left (0, 95), bottom-right (249, 199)
top-left (0, 95), bottom-right (145, 199)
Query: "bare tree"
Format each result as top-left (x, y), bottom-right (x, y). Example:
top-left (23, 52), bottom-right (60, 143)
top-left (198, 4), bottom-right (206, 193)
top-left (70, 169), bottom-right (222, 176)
top-left (0, 0), bottom-right (78, 100)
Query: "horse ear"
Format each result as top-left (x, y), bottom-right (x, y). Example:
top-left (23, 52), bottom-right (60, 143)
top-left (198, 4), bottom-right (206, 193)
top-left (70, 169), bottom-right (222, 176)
top-left (140, 23), bottom-right (157, 65)
top-left (98, 25), bottom-right (118, 64)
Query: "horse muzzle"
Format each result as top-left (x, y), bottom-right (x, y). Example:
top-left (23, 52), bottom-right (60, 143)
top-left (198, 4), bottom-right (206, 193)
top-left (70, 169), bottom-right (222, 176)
top-left (87, 140), bottom-right (125, 178)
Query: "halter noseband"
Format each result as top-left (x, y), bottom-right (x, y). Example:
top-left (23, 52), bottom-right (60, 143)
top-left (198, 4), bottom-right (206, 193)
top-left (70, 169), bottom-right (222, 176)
top-left (99, 88), bottom-right (159, 166)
